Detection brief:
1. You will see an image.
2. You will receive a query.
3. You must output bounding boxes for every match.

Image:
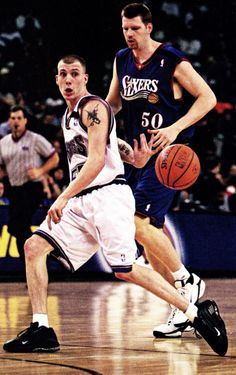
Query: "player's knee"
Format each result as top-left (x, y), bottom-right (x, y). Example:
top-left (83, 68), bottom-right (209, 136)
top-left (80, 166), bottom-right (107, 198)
top-left (114, 270), bottom-right (133, 282)
top-left (24, 236), bottom-right (40, 261)
top-left (135, 222), bottom-right (148, 244)
top-left (135, 216), bottom-right (162, 245)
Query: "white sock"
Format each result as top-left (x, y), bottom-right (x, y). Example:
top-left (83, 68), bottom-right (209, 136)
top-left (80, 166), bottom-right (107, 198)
top-left (33, 313), bottom-right (49, 328)
top-left (184, 303), bottom-right (198, 323)
top-left (172, 265), bottom-right (190, 282)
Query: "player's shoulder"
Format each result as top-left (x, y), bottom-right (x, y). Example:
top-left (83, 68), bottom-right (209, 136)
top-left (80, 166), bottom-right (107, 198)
top-left (116, 48), bottom-right (130, 60)
top-left (78, 95), bottom-right (110, 111)
top-left (160, 43), bottom-right (189, 61)
top-left (78, 95), bottom-right (113, 129)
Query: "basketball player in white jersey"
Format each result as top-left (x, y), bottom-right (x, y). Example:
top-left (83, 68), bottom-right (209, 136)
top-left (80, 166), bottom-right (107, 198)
top-left (3, 55), bottom-right (227, 356)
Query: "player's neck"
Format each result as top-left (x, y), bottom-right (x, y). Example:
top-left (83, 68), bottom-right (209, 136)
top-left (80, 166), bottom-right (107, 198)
top-left (132, 40), bottom-right (161, 63)
top-left (66, 89), bottom-right (89, 112)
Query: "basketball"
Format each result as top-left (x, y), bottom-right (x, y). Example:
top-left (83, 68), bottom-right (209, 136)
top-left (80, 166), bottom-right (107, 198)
top-left (155, 144), bottom-right (201, 190)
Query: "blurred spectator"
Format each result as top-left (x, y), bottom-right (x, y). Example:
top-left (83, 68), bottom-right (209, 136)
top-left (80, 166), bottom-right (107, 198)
top-left (189, 155), bottom-right (226, 211)
top-left (52, 167), bottom-right (67, 191)
top-left (0, 119), bottom-right (10, 138)
top-left (0, 92), bottom-right (15, 138)
top-left (41, 167), bottom-right (67, 207)
top-left (228, 193), bottom-right (236, 212)
top-left (51, 139), bottom-right (69, 182)
top-left (41, 174), bottom-right (60, 206)
top-left (218, 109), bottom-right (236, 176)
top-left (222, 164), bottom-right (236, 212)
top-left (0, 180), bottom-right (9, 205)
top-left (37, 109), bottom-right (61, 142)
top-left (161, 1), bottom-right (181, 17)
top-left (225, 164), bottom-right (236, 188)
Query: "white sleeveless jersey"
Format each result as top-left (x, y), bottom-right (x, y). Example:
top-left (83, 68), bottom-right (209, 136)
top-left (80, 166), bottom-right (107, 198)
top-left (62, 95), bottom-right (124, 189)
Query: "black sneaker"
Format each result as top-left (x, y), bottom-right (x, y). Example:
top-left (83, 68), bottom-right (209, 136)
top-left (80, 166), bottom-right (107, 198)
top-left (192, 299), bottom-right (228, 356)
top-left (3, 322), bottom-right (60, 353)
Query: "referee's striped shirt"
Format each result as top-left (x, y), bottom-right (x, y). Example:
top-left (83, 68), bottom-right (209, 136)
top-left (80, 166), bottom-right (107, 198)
top-left (0, 130), bottom-right (56, 186)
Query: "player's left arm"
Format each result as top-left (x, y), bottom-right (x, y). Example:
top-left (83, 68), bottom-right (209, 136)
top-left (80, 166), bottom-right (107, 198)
top-left (148, 61), bottom-right (217, 152)
top-left (118, 134), bottom-right (156, 168)
top-left (47, 99), bottom-right (108, 229)
top-left (117, 138), bottom-right (134, 164)
top-left (172, 60), bottom-right (217, 131)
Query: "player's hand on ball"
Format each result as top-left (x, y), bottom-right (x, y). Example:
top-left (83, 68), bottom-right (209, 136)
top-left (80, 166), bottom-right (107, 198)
top-left (148, 125), bottom-right (179, 152)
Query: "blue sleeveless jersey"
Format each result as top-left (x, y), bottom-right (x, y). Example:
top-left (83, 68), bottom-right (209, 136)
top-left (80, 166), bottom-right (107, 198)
top-left (116, 43), bottom-right (195, 146)
top-left (116, 44), bottom-right (195, 227)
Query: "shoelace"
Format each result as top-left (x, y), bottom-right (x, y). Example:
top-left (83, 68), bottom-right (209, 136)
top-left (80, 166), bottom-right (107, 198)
top-left (17, 323), bottom-right (38, 338)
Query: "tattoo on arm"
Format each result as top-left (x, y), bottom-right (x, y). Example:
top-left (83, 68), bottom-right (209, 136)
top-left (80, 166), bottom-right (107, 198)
top-left (118, 143), bottom-right (130, 155)
top-left (86, 104), bottom-right (101, 127)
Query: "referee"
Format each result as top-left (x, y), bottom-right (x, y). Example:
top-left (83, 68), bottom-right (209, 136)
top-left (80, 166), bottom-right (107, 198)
top-left (0, 105), bottom-right (59, 264)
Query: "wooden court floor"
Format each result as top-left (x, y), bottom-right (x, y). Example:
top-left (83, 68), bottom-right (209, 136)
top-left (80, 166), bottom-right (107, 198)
top-left (0, 278), bottom-right (235, 374)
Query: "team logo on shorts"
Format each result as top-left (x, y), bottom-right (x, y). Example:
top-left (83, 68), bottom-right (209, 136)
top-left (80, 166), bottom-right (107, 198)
top-left (121, 253), bottom-right (126, 262)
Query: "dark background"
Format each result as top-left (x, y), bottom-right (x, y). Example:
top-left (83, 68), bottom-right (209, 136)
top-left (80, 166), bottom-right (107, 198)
top-left (1, 0), bottom-right (235, 101)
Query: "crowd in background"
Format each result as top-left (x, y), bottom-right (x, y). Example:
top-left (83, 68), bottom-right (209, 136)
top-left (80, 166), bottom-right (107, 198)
top-left (0, 0), bottom-right (236, 213)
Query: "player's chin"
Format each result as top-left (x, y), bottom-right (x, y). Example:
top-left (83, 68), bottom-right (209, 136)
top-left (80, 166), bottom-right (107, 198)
top-left (127, 41), bottom-right (136, 48)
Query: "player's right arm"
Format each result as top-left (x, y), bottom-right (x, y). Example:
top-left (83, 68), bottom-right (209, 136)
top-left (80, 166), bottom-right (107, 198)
top-left (148, 61), bottom-right (217, 153)
top-left (106, 58), bottom-right (122, 115)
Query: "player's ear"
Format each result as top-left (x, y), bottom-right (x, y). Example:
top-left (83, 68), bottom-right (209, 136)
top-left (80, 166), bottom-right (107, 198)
top-left (55, 75), bottom-right (59, 86)
top-left (84, 73), bottom-right (89, 84)
top-left (147, 23), bottom-right (153, 34)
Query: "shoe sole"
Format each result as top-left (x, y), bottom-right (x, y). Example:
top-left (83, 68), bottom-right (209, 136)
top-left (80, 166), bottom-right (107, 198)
top-left (3, 345), bottom-right (60, 353)
top-left (153, 331), bottom-right (182, 338)
top-left (153, 321), bottom-right (190, 338)
top-left (32, 346), bottom-right (60, 353)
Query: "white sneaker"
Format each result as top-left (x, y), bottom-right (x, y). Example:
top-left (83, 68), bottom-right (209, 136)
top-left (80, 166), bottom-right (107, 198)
top-left (175, 273), bottom-right (206, 304)
top-left (153, 273), bottom-right (205, 338)
top-left (153, 307), bottom-right (191, 338)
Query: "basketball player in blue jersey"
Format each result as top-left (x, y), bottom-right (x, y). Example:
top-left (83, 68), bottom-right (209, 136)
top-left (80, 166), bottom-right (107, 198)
top-left (106, 3), bottom-right (217, 338)
top-left (3, 55), bottom-right (227, 356)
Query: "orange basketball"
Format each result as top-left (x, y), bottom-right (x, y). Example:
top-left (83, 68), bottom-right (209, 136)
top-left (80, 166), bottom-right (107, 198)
top-left (155, 144), bottom-right (201, 190)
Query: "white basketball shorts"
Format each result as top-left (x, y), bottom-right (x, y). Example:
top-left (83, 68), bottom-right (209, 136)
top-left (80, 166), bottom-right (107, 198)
top-left (36, 184), bottom-right (137, 273)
